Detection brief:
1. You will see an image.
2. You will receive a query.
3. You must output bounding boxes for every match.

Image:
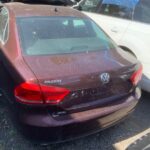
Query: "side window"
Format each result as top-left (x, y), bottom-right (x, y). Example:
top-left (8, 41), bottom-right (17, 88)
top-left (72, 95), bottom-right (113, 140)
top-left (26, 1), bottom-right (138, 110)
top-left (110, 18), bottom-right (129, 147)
top-left (78, 0), bottom-right (100, 12)
top-left (61, 19), bottom-right (96, 38)
top-left (0, 7), bottom-right (9, 44)
top-left (99, 0), bottom-right (139, 19)
top-left (133, 0), bottom-right (150, 24)
top-left (73, 19), bottom-right (85, 27)
top-left (0, 8), bottom-right (4, 40)
top-left (73, 19), bottom-right (96, 37)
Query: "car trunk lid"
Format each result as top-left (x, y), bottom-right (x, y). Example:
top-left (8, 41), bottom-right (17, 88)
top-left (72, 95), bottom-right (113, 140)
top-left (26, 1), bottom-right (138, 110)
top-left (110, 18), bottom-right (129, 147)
top-left (23, 50), bottom-right (137, 110)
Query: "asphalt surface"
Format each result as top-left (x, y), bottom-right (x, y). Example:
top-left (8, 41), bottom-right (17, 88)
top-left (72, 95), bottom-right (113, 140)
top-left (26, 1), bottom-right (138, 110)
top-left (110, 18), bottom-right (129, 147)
top-left (0, 65), bottom-right (150, 150)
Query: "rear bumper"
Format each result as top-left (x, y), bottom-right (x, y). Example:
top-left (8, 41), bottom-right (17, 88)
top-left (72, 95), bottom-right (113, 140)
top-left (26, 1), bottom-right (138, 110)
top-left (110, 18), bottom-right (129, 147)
top-left (140, 62), bottom-right (150, 92)
top-left (22, 103), bottom-right (137, 144)
top-left (19, 88), bottom-right (141, 129)
top-left (140, 75), bottom-right (150, 92)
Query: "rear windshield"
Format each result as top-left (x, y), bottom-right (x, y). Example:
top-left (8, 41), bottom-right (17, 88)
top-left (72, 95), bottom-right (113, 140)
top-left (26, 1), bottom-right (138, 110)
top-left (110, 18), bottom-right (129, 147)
top-left (17, 16), bottom-right (115, 55)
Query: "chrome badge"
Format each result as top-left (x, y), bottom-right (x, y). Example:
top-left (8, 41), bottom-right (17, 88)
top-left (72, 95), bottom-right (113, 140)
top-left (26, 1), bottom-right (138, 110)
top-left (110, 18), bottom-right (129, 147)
top-left (100, 73), bottom-right (110, 84)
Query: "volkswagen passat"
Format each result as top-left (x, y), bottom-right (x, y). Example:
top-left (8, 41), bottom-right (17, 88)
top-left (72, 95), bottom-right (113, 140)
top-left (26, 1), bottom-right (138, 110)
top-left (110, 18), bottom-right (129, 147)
top-left (0, 3), bottom-right (142, 141)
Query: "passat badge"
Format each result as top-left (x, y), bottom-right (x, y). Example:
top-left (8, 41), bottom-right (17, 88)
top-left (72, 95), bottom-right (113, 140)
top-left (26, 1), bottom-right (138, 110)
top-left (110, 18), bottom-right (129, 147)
top-left (100, 73), bottom-right (110, 84)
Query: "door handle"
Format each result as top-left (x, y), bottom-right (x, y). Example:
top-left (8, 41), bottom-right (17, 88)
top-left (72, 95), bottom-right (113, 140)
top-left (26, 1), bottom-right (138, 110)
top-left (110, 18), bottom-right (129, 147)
top-left (111, 27), bottom-right (118, 33)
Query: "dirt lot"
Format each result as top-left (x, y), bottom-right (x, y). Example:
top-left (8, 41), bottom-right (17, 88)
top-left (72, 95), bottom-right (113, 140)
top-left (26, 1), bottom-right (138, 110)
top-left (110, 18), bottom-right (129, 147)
top-left (0, 65), bottom-right (150, 150)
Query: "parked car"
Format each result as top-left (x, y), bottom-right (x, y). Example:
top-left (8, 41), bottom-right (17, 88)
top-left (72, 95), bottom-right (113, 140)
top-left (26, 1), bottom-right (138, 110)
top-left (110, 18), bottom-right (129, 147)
top-left (0, 2), bottom-right (142, 141)
top-left (74, 0), bottom-right (150, 92)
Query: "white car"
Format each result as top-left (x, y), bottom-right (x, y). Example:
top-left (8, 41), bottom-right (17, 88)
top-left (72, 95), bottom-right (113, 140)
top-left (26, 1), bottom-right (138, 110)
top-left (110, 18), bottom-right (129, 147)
top-left (74, 0), bottom-right (150, 92)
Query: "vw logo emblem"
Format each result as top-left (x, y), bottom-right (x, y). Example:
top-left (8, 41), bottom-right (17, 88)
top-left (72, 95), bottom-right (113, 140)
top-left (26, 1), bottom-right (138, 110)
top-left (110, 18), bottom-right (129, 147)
top-left (100, 73), bottom-right (110, 84)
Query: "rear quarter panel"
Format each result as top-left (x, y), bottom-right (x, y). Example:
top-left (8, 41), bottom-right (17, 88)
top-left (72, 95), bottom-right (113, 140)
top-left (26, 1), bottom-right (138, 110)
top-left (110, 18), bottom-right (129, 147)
top-left (118, 21), bottom-right (150, 78)
top-left (0, 10), bottom-right (36, 84)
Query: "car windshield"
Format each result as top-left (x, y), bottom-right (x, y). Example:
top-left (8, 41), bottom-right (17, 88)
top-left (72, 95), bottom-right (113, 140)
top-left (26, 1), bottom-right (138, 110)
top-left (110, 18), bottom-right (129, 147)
top-left (17, 16), bottom-right (115, 55)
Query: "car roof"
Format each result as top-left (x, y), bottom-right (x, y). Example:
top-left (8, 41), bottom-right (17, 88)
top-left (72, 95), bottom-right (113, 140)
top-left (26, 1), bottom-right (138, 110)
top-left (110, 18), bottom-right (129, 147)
top-left (3, 2), bottom-right (87, 18)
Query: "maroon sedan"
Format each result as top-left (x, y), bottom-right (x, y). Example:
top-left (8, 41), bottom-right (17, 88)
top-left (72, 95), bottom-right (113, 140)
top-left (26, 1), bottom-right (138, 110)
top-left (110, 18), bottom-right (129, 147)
top-left (0, 3), bottom-right (142, 140)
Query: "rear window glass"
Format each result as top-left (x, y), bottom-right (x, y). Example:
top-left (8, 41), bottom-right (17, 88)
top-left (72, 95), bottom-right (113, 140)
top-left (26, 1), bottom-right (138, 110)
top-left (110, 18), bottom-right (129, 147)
top-left (17, 16), bottom-right (115, 55)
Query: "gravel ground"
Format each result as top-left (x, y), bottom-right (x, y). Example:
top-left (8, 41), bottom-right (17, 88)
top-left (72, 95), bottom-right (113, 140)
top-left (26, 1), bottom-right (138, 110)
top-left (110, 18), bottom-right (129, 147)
top-left (0, 65), bottom-right (150, 150)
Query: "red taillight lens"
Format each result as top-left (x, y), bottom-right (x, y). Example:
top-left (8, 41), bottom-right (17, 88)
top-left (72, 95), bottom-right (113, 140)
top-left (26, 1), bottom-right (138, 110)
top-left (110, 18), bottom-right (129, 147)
top-left (14, 82), bottom-right (70, 105)
top-left (41, 86), bottom-right (70, 104)
top-left (130, 65), bottom-right (143, 85)
top-left (15, 83), bottom-right (43, 104)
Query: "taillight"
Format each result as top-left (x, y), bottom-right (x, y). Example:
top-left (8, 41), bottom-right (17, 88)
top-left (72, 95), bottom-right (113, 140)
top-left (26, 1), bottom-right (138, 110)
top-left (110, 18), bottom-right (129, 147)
top-left (130, 65), bottom-right (143, 85)
top-left (14, 82), bottom-right (70, 105)
top-left (41, 85), bottom-right (70, 104)
top-left (15, 83), bottom-right (43, 104)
